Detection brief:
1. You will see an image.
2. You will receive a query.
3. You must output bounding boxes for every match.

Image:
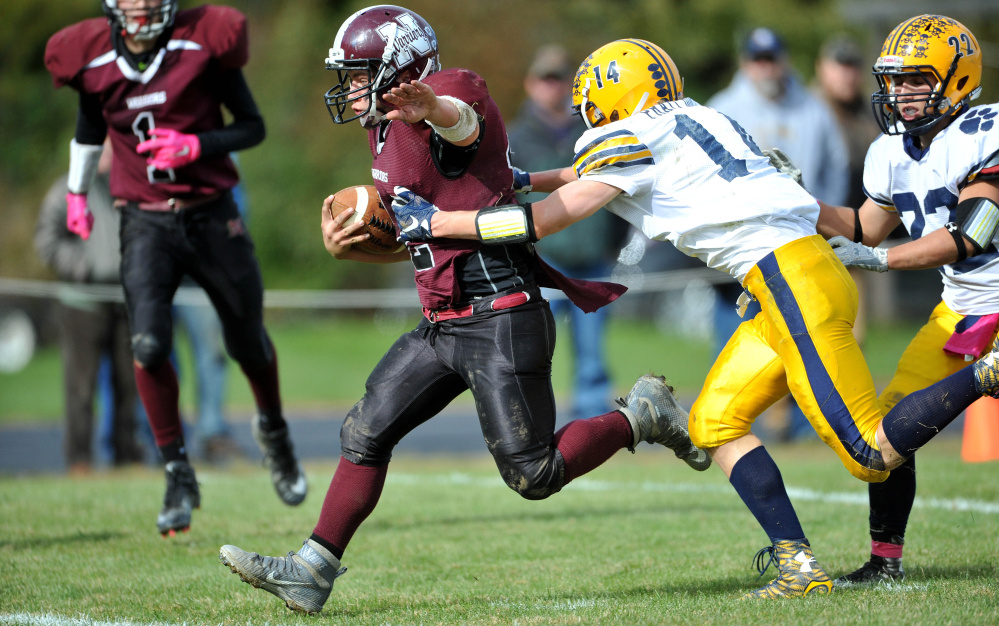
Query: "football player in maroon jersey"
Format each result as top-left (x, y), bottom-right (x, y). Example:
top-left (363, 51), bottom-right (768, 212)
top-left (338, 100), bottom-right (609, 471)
top-left (45, 0), bottom-right (307, 537)
top-left (217, 5), bottom-right (709, 615)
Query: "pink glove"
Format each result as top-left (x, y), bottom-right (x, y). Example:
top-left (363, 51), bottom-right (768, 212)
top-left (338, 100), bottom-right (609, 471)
top-left (65, 192), bottom-right (94, 240)
top-left (136, 128), bottom-right (201, 170)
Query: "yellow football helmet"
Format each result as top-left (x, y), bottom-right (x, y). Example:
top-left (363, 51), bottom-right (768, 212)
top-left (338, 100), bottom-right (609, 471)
top-left (572, 39), bottom-right (683, 130)
top-left (871, 14), bottom-right (983, 136)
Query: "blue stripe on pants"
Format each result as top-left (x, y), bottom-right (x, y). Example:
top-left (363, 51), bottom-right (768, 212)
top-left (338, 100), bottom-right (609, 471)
top-left (757, 252), bottom-right (882, 469)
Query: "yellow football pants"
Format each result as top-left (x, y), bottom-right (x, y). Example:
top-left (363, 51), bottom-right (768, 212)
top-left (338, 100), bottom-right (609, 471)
top-left (689, 235), bottom-right (889, 482)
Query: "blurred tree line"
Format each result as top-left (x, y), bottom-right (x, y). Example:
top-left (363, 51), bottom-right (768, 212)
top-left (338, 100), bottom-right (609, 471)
top-left (2, 1), bottom-right (996, 290)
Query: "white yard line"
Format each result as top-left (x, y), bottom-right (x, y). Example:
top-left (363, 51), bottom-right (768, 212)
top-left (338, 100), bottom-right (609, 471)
top-left (0, 614), bottom-right (187, 626)
top-left (2, 472), bottom-right (975, 626)
top-left (386, 472), bottom-right (999, 514)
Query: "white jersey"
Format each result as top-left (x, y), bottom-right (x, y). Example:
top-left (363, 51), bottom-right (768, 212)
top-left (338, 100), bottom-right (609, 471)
top-left (863, 103), bottom-right (999, 315)
top-left (573, 98), bottom-right (819, 282)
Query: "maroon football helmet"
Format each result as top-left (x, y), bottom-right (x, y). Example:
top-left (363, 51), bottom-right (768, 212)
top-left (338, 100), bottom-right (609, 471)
top-left (323, 5), bottom-right (440, 127)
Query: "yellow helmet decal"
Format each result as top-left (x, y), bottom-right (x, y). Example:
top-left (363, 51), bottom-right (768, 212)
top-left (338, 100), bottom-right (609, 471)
top-left (572, 39), bottom-right (682, 129)
top-left (623, 39), bottom-right (681, 100)
top-left (872, 14), bottom-right (983, 136)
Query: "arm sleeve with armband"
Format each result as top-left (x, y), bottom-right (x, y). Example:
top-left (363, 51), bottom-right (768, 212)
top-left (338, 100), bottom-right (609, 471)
top-left (68, 139), bottom-right (103, 195)
top-left (430, 119), bottom-right (484, 179)
top-left (66, 131), bottom-right (102, 240)
top-left (69, 92), bottom-right (107, 194)
top-left (428, 95), bottom-right (483, 179)
top-left (476, 204), bottom-right (537, 244)
top-left (946, 197), bottom-right (999, 260)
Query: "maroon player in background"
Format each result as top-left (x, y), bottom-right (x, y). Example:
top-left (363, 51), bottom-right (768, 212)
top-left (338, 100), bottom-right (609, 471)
top-left (45, 0), bottom-right (307, 536)
top-left (218, 5), bottom-right (709, 615)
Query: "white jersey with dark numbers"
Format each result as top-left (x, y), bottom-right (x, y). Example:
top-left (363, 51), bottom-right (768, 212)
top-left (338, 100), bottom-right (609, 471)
top-left (863, 103), bottom-right (999, 315)
top-left (573, 98), bottom-right (819, 283)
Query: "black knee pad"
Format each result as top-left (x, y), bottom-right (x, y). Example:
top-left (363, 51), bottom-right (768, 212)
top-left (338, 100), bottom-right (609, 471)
top-left (498, 450), bottom-right (564, 501)
top-left (339, 409), bottom-right (393, 466)
top-left (131, 333), bottom-right (170, 370)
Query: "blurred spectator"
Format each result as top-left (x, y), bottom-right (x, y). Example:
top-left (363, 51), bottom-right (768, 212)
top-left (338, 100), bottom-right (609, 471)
top-left (508, 44), bottom-right (628, 420)
top-left (34, 141), bottom-right (145, 472)
top-left (709, 27), bottom-right (849, 204)
top-left (812, 35), bottom-right (882, 210)
top-left (707, 27), bottom-right (850, 441)
top-left (172, 282), bottom-right (241, 464)
top-left (812, 34), bottom-right (887, 349)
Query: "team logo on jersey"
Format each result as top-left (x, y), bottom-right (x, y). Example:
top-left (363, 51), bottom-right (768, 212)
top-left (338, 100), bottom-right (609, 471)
top-left (126, 91), bottom-right (167, 110)
top-left (959, 108), bottom-right (996, 135)
top-left (377, 14), bottom-right (435, 70)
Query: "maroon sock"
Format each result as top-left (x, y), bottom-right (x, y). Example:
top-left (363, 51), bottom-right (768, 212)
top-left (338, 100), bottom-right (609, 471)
top-left (241, 348), bottom-right (283, 421)
top-left (312, 457), bottom-right (388, 555)
top-left (554, 411), bottom-right (632, 484)
top-left (133, 361), bottom-right (183, 447)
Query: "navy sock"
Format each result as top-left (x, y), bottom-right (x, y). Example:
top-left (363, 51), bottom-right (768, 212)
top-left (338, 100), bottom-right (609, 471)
top-left (729, 446), bottom-right (805, 543)
top-left (882, 368), bottom-right (979, 456)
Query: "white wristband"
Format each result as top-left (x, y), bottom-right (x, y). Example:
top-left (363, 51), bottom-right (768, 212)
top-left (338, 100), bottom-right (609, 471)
top-left (68, 139), bottom-right (104, 194)
top-left (428, 96), bottom-right (478, 143)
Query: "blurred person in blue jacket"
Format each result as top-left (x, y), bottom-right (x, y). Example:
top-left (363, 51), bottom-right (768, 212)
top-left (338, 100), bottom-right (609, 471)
top-left (707, 27), bottom-right (849, 441)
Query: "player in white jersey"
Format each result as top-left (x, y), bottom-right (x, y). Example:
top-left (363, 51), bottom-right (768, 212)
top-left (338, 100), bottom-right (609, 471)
top-left (816, 15), bottom-right (999, 586)
top-left (390, 37), bottom-right (999, 599)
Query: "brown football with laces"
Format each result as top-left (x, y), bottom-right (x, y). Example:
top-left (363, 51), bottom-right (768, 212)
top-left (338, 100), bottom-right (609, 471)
top-left (327, 185), bottom-right (403, 254)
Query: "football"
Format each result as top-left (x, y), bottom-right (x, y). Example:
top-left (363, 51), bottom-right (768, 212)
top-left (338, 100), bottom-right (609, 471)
top-left (327, 185), bottom-right (403, 254)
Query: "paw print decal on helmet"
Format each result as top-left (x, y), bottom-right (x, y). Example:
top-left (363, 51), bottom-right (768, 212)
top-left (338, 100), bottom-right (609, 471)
top-left (959, 108), bottom-right (996, 135)
top-left (570, 39), bottom-right (682, 130)
top-left (648, 63), bottom-right (671, 99)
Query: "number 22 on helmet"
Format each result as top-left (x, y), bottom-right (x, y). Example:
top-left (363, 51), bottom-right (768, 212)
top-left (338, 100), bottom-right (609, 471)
top-left (871, 14), bottom-right (982, 136)
top-left (571, 39), bottom-right (684, 130)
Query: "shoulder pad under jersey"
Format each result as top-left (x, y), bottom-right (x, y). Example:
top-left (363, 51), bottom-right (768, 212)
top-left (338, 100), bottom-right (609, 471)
top-left (423, 69), bottom-right (489, 118)
top-left (45, 17), bottom-right (113, 88)
top-left (172, 5), bottom-right (248, 69)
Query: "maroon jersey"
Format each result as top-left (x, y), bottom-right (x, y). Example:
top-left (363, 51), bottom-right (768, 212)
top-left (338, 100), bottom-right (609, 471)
top-left (369, 69), bottom-right (626, 311)
top-left (45, 5), bottom-right (247, 202)
top-left (369, 69), bottom-right (518, 310)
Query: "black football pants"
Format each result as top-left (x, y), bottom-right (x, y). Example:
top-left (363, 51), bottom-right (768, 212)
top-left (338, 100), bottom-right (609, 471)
top-left (119, 193), bottom-right (274, 375)
top-left (340, 288), bottom-right (566, 499)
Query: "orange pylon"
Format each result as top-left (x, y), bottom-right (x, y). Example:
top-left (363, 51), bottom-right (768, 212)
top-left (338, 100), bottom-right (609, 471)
top-left (962, 397), bottom-right (999, 463)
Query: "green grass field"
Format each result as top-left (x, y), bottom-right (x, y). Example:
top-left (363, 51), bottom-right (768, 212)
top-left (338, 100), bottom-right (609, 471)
top-left (3, 311), bottom-right (994, 624)
top-left (1, 438), bottom-right (997, 625)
